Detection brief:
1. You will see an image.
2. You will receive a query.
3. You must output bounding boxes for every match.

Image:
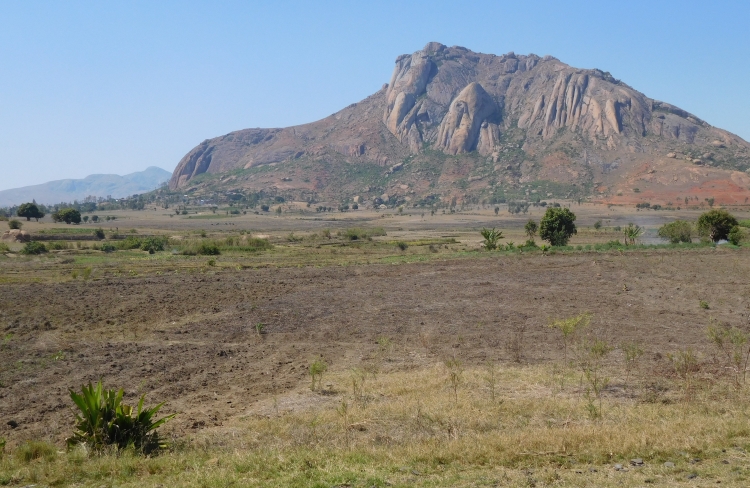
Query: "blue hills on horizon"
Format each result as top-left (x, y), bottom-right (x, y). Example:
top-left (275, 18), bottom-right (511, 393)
top-left (0, 166), bottom-right (172, 207)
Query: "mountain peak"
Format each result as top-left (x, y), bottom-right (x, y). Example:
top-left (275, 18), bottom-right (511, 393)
top-left (168, 44), bottom-right (750, 206)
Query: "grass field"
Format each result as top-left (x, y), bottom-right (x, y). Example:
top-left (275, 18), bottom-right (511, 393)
top-left (2, 203), bottom-right (750, 486)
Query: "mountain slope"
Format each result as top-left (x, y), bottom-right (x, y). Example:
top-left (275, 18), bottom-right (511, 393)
top-left (169, 42), bottom-right (750, 206)
top-left (0, 166), bottom-right (171, 206)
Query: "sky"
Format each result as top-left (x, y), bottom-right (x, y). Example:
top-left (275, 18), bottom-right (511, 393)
top-left (0, 0), bottom-right (748, 191)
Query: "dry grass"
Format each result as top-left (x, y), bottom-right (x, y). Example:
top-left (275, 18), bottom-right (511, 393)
top-left (3, 363), bottom-right (750, 487)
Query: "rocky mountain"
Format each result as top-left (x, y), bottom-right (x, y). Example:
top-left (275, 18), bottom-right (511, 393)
top-left (169, 42), bottom-right (750, 206)
top-left (0, 166), bottom-right (171, 206)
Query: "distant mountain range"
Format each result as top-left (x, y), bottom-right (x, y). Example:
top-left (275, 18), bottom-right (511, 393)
top-left (0, 167), bottom-right (171, 207)
top-left (169, 42), bottom-right (750, 206)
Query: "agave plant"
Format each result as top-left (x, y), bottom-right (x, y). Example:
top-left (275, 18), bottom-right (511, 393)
top-left (623, 223), bottom-right (644, 246)
top-left (67, 381), bottom-right (175, 454)
top-left (480, 227), bottom-right (504, 250)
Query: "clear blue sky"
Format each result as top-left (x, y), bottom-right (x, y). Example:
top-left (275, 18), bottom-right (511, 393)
top-left (1, 0), bottom-right (748, 191)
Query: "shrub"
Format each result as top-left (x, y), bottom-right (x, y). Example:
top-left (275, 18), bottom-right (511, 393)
top-left (47, 241), bottom-right (69, 250)
top-left (196, 243), bottom-right (220, 255)
top-left (658, 220), bottom-right (693, 243)
top-left (396, 241), bottom-right (408, 251)
top-left (309, 358), bottom-right (328, 391)
top-left (480, 227), bottom-right (504, 250)
top-left (728, 226), bottom-right (744, 246)
top-left (539, 207), bottom-right (577, 246)
top-left (140, 236), bottom-right (168, 254)
top-left (52, 208), bottom-right (82, 224)
top-left (549, 312), bottom-right (591, 362)
top-left (67, 381), bottom-right (175, 454)
top-left (101, 243), bottom-right (116, 253)
top-left (8, 219), bottom-right (21, 230)
top-left (93, 228), bottom-right (105, 239)
top-left (260, 204), bottom-right (270, 212)
top-left (118, 236), bottom-right (143, 250)
top-left (707, 321), bottom-right (750, 386)
top-left (697, 209), bottom-right (738, 242)
top-left (20, 241), bottom-right (47, 255)
top-left (524, 219), bottom-right (538, 240)
top-left (623, 223), bottom-right (644, 245)
top-left (0, 242), bottom-right (10, 253)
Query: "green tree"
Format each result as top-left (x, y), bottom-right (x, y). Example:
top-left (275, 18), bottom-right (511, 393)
top-left (697, 209), bottom-right (738, 242)
top-left (539, 207), bottom-right (577, 246)
top-left (524, 219), bottom-right (538, 240)
top-left (16, 202), bottom-right (45, 222)
top-left (52, 208), bottom-right (82, 224)
top-left (658, 220), bottom-right (693, 243)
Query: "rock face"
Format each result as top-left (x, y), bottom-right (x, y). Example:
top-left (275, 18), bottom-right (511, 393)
top-left (436, 82), bottom-right (499, 155)
top-left (168, 42), bottom-right (750, 206)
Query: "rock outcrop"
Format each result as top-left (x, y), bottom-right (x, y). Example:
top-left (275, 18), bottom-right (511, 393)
top-left (1, 230), bottom-right (30, 242)
top-left (168, 42), bottom-right (750, 206)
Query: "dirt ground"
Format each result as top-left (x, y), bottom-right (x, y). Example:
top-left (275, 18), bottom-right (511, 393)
top-left (2, 246), bottom-right (749, 446)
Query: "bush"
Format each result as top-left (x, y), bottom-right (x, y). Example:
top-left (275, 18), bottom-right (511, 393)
top-left (20, 241), bottom-right (47, 255)
top-left (93, 228), bottom-right (105, 239)
top-left (197, 243), bottom-right (220, 255)
top-left (341, 227), bottom-right (387, 241)
top-left (52, 208), bottom-right (82, 224)
top-left (140, 236), bottom-right (168, 254)
top-left (697, 209), bottom-right (738, 242)
top-left (728, 226), bottom-right (744, 246)
top-left (260, 204), bottom-right (270, 212)
top-left (480, 227), bottom-right (504, 250)
top-left (8, 219), bottom-right (22, 230)
top-left (101, 243), bottom-right (116, 253)
top-left (47, 241), bottom-right (69, 250)
top-left (396, 241), bottom-right (408, 251)
top-left (118, 236), bottom-right (143, 250)
top-left (658, 220), bottom-right (693, 243)
top-left (539, 207), bottom-right (577, 246)
top-left (67, 381), bottom-right (175, 454)
top-left (0, 242), bottom-right (10, 253)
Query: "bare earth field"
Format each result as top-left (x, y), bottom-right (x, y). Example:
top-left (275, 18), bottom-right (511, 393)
top-left (2, 203), bottom-right (750, 486)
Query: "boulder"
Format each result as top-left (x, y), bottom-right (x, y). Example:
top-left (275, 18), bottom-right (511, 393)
top-left (666, 152), bottom-right (676, 158)
top-left (1, 230), bottom-right (30, 242)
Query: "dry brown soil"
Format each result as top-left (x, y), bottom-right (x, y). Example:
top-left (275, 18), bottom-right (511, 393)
top-left (1, 248), bottom-right (749, 446)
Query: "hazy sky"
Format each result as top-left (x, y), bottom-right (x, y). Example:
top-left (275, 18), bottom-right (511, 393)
top-left (1, 0), bottom-right (748, 191)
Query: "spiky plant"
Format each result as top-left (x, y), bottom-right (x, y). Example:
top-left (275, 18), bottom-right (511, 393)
top-left (67, 381), bottom-right (175, 454)
top-left (480, 227), bottom-right (504, 250)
